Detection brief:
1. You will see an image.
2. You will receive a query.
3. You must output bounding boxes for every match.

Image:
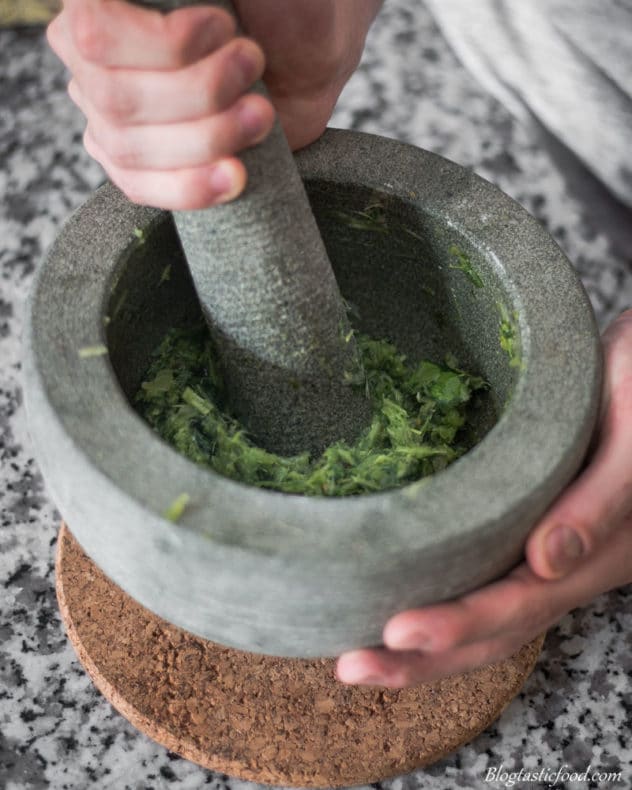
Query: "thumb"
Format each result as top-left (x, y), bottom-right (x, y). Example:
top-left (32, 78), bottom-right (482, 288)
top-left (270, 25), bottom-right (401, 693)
top-left (526, 309), bottom-right (632, 580)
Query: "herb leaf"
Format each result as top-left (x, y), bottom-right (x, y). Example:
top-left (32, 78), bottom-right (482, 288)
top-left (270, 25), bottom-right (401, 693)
top-left (136, 325), bottom-right (487, 497)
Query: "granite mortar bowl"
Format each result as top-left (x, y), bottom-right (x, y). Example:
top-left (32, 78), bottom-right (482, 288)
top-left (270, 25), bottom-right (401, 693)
top-left (24, 130), bottom-right (602, 658)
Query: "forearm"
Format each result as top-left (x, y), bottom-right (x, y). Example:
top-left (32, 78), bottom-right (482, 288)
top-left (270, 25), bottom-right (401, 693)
top-left (234, 0), bottom-right (384, 148)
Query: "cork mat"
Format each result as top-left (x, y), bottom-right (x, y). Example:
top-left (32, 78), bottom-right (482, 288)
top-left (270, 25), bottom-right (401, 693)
top-left (56, 524), bottom-right (544, 787)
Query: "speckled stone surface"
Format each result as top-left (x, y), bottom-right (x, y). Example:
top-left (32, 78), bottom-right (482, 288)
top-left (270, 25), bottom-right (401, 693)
top-left (1, 3), bottom-right (631, 789)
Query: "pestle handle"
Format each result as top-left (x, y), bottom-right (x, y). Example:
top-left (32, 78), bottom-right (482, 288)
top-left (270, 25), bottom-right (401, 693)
top-left (128, 0), bottom-right (371, 456)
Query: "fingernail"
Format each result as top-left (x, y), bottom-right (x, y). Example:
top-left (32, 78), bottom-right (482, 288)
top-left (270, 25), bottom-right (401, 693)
top-left (388, 630), bottom-right (433, 651)
top-left (545, 525), bottom-right (585, 576)
top-left (233, 43), bottom-right (260, 85)
top-left (238, 101), bottom-right (268, 143)
top-left (208, 162), bottom-right (237, 202)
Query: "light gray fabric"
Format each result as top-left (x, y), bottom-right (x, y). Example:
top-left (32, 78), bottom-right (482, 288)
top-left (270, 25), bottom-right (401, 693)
top-left (425, 0), bottom-right (632, 208)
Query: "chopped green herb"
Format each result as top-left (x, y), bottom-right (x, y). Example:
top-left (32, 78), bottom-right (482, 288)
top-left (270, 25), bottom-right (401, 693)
top-left (135, 323), bottom-right (487, 497)
top-left (111, 288), bottom-right (128, 321)
top-left (333, 199), bottom-right (433, 267)
top-left (159, 264), bottom-right (171, 285)
top-left (133, 227), bottom-right (145, 244)
top-left (78, 344), bottom-right (108, 358)
top-left (335, 202), bottom-right (389, 233)
top-left (341, 298), bottom-right (361, 321)
top-left (498, 302), bottom-right (524, 369)
top-left (163, 492), bottom-right (190, 522)
top-left (448, 245), bottom-right (484, 288)
top-left (402, 227), bottom-right (425, 243)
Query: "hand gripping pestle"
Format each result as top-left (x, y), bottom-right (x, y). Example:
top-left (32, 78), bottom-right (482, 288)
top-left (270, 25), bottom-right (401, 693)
top-left (130, 0), bottom-right (371, 457)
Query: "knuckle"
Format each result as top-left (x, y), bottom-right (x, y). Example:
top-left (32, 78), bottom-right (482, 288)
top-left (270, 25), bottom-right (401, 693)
top-left (72, 8), bottom-right (107, 63)
top-left (496, 571), bottom-right (541, 628)
top-left (93, 78), bottom-right (136, 123)
top-left (514, 589), bottom-right (558, 634)
top-left (101, 129), bottom-right (138, 169)
top-left (518, 604), bottom-right (547, 635)
top-left (427, 610), bottom-right (465, 650)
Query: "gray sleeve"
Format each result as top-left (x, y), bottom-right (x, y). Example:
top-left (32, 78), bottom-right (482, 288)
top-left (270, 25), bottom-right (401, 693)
top-left (424, 0), bottom-right (632, 209)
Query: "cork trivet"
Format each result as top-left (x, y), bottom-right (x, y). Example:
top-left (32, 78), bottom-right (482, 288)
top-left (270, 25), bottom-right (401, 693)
top-left (56, 524), bottom-right (544, 787)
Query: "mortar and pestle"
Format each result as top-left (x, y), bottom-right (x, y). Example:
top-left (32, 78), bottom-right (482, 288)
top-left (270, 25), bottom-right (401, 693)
top-left (23, 0), bottom-right (602, 785)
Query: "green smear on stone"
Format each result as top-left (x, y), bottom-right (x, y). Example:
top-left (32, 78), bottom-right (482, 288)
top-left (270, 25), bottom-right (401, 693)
top-left (448, 245), bottom-right (484, 288)
top-left (334, 202), bottom-right (389, 234)
top-left (78, 344), bottom-right (108, 359)
top-left (135, 324), bottom-right (487, 497)
top-left (498, 302), bottom-right (524, 369)
top-left (163, 492), bottom-right (190, 522)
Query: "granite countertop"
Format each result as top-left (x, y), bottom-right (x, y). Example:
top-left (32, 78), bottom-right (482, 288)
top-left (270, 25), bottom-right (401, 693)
top-left (1, 2), bottom-right (631, 789)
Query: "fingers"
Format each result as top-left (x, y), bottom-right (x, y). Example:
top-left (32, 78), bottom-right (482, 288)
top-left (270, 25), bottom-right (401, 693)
top-left (57, 34), bottom-right (265, 125)
top-left (83, 131), bottom-right (246, 209)
top-left (77, 90), bottom-right (273, 170)
top-left (336, 518), bottom-right (632, 687)
top-left (526, 308), bottom-right (632, 579)
top-left (338, 309), bottom-right (632, 690)
top-left (337, 639), bottom-right (517, 689)
top-left (381, 565), bottom-right (553, 656)
top-left (47, 0), bottom-right (275, 208)
top-left (56, 0), bottom-right (236, 69)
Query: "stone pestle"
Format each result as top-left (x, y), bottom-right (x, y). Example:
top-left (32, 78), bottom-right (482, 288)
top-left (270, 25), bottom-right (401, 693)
top-left (129, 0), bottom-right (371, 457)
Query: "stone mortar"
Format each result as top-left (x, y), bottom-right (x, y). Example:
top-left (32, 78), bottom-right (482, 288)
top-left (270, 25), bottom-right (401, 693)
top-left (23, 129), bottom-right (602, 658)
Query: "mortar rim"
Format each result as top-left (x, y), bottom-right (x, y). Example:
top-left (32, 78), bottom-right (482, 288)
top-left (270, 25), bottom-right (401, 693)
top-left (22, 129), bottom-right (602, 654)
top-left (24, 128), bottom-right (602, 544)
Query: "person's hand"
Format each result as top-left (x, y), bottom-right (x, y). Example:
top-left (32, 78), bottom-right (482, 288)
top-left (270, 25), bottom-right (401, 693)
top-left (47, 0), bottom-right (381, 210)
top-left (337, 309), bottom-right (632, 688)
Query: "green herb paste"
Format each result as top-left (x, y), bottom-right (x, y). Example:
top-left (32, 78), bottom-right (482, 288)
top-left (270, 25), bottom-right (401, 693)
top-left (135, 325), bottom-right (486, 496)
